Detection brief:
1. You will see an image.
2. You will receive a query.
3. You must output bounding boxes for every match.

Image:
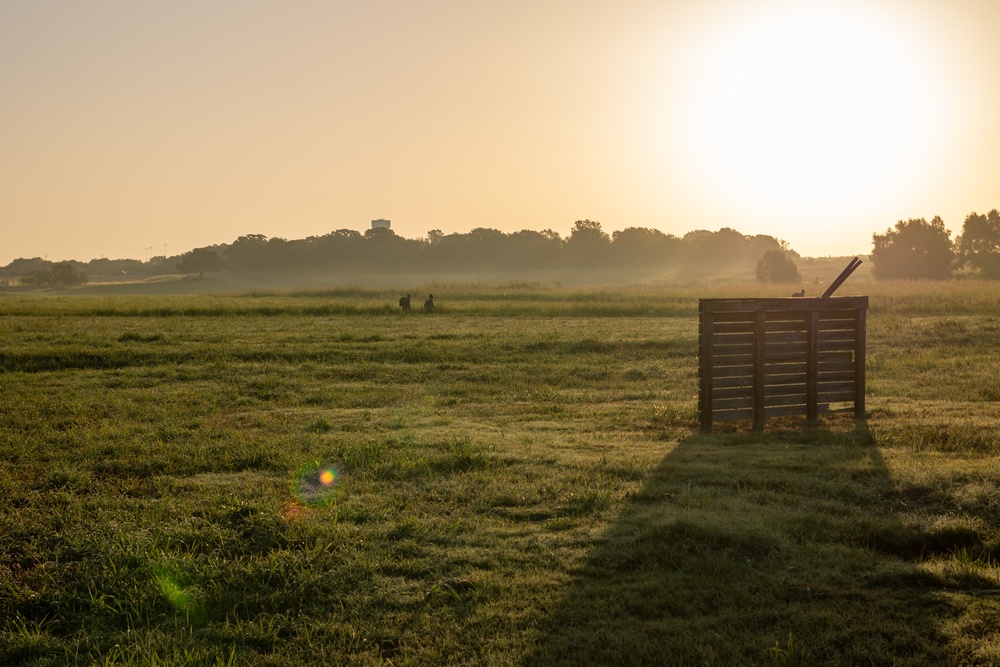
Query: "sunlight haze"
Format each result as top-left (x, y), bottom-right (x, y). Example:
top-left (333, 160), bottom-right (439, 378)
top-left (2, 0), bottom-right (998, 266)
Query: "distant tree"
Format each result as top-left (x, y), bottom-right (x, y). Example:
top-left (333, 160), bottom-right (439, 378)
top-left (362, 226), bottom-right (421, 270)
top-left (684, 228), bottom-right (744, 262)
top-left (50, 261), bottom-right (88, 286)
top-left (176, 248), bottom-right (226, 278)
top-left (85, 258), bottom-right (146, 276)
top-left (21, 261), bottom-right (88, 287)
top-left (610, 227), bottom-right (682, 265)
top-left (565, 219), bottom-right (611, 265)
top-left (20, 269), bottom-right (52, 287)
top-left (755, 250), bottom-right (801, 283)
top-left (2, 257), bottom-right (52, 278)
top-left (507, 229), bottom-right (563, 267)
top-left (224, 234), bottom-right (270, 270)
top-left (871, 217), bottom-right (954, 280)
top-left (956, 209), bottom-right (1000, 278)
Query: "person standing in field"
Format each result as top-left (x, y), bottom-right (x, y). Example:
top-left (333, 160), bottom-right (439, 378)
top-left (399, 294), bottom-right (411, 313)
top-left (423, 294), bottom-right (435, 313)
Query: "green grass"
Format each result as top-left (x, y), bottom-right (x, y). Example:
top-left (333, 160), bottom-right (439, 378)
top-left (2, 280), bottom-right (1000, 665)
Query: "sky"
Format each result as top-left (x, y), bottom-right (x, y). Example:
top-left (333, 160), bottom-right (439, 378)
top-left (2, 0), bottom-right (999, 266)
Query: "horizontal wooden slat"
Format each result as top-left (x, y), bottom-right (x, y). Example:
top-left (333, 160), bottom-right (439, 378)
top-left (711, 365), bottom-right (754, 378)
top-left (814, 370), bottom-right (857, 383)
top-left (764, 332), bottom-right (809, 344)
top-left (763, 350), bottom-right (808, 362)
top-left (817, 350), bottom-right (853, 362)
top-left (816, 338), bottom-right (857, 352)
top-left (764, 404), bottom-right (820, 418)
top-left (713, 353), bottom-right (755, 366)
top-left (711, 386), bottom-right (755, 400)
top-left (817, 380), bottom-right (856, 394)
top-left (817, 390), bottom-right (856, 403)
top-left (712, 395), bottom-right (755, 409)
top-left (764, 393), bottom-right (808, 407)
top-left (817, 329), bottom-right (856, 341)
top-left (712, 375), bottom-right (754, 389)
top-left (711, 321), bottom-right (755, 334)
top-left (712, 341), bottom-right (754, 357)
top-left (765, 341), bottom-right (808, 354)
top-left (818, 309), bottom-right (861, 320)
top-left (700, 296), bottom-right (868, 313)
top-left (712, 330), bottom-right (754, 343)
top-left (764, 383), bottom-right (807, 397)
top-left (817, 359), bottom-right (855, 372)
top-left (713, 402), bottom-right (853, 422)
top-left (713, 408), bottom-right (754, 421)
top-left (708, 311), bottom-right (757, 323)
top-left (761, 372), bottom-right (808, 386)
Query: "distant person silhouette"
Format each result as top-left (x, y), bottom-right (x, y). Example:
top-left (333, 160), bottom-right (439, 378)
top-left (399, 294), bottom-right (411, 313)
top-left (792, 289), bottom-right (805, 297)
top-left (423, 294), bottom-right (435, 313)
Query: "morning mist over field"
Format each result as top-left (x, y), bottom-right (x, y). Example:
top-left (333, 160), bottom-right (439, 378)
top-left (3, 0), bottom-right (1000, 267)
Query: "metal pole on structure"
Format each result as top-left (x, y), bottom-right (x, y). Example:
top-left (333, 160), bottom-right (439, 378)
top-left (821, 257), bottom-right (863, 298)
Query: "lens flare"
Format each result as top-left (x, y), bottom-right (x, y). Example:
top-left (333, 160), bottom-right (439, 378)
top-left (153, 564), bottom-right (202, 622)
top-left (291, 461), bottom-right (343, 506)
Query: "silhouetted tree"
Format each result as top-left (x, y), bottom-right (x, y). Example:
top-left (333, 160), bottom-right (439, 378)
top-left (225, 234), bottom-right (271, 270)
top-left (565, 220), bottom-right (611, 266)
top-left (2, 257), bottom-right (52, 278)
top-left (610, 227), bottom-right (682, 264)
top-left (176, 248), bottom-right (226, 278)
top-left (85, 258), bottom-right (146, 276)
top-left (21, 261), bottom-right (88, 287)
top-left (871, 217), bottom-right (954, 280)
top-left (51, 262), bottom-right (88, 286)
top-left (956, 209), bottom-right (1000, 278)
top-left (507, 229), bottom-right (563, 267)
top-left (755, 250), bottom-right (801, 283)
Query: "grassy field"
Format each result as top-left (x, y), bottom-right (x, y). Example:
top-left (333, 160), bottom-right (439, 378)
top-left (3, 279), bottom-right (1000, 665)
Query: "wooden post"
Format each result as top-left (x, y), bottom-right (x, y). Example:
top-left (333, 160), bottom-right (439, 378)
top-left (753, 309), bottom-right (766, 431)
top-left (855, 307), bottom-right (867, 422)
top-left (807, 310), bottom-right (819, 426)
top-left (699, 305), bottom-right (714, 431)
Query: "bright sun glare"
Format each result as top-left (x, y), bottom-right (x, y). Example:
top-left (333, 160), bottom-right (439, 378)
top-left (679, 4), bottom-right (940, 217)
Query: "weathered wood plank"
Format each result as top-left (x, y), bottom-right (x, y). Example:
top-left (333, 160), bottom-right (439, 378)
top-left (712, 375), bottom-right (754, 389)
top-left (712, 365), bottom-right (755, 378)
top-left (713, 353), bottom-right (756, 367)
top-left (714, 396), bottom-right (756, 411)
top-left (713, 407), bottom-right (755, 421)
top-left (700, 296), bottom-right (868, 313)
top-left (817, 390), bottom-right (856, 403)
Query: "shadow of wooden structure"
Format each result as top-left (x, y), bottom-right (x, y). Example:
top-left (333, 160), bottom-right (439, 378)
top-left (699, 257), bottom-right (869, 431)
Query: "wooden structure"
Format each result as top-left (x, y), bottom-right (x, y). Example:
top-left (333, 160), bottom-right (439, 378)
top-left (698, 296), bottom-right (867, 430)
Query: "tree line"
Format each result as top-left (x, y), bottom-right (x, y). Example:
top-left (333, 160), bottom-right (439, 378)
top-left (0, 222), bottom-right (792, 284)
top-left (8, 212), bottom-right (999, 287)
top-left (871, 210), bottom-right (1000, 280)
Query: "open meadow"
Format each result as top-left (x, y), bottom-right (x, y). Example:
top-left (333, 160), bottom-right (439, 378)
top-left (4, 279), bottom-right (1000, 665)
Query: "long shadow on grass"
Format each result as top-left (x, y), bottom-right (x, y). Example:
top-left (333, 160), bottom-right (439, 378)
top-left (523, 425), bottom-right (959, 666)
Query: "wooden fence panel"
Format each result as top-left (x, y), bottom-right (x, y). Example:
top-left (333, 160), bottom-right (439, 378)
top-left (699, 296), bottom-right (867, 430)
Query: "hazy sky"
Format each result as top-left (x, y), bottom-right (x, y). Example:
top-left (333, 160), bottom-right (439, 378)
top-left (3, 0), bottom-right (999, 265)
